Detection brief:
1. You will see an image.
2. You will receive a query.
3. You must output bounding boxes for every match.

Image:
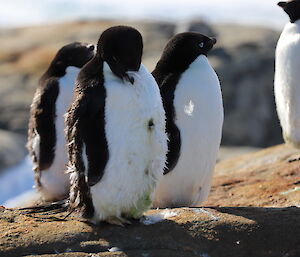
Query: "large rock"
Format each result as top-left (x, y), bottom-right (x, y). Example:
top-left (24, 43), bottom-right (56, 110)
top-left (211, 24), bottom-right (282, 147)
top-left (0, 129), bottom-right (26, 171)
top-left (206, 144), bottom-right (300, 207)
top-left (1, 144), bottom-right (300, 257)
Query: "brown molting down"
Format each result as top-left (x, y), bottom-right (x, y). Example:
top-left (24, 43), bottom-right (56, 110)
top-left (27, 78), bottom-right (59, 189)
top-left (65, 93), bottom-right (95, 219)
top-left (65, 54), bottom-right (109, 219)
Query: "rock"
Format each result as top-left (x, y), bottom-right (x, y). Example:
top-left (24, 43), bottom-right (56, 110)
top-left (206, 144), bottom-right (300, 207)
top-left (1, 144), bottom-right (300, 256)
top-left (210, 24), bottom-right (282, 147)
top-left (1, 206), bottom-right (299, 257)
top-left (0, 129), bottom-right (26, 171)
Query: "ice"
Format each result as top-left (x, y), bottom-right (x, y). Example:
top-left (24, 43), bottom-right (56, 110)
top-left (140, 209), bottom-right (177, 225)
top-left (0, 156), bottom-right (35, 207)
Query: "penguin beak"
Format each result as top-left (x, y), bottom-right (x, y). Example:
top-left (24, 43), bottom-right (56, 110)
top-left (210, 38), bottom-right (217, 45)
top-left (278, 1), bottom-right (287, 8)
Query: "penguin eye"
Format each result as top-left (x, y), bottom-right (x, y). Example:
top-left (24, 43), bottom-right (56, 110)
top-left (199, 42), bottom-right (204, 48)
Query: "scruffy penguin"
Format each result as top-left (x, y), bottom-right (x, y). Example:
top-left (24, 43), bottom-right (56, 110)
top-left (28, 42), bottom-right (95, 201)
top-left (65, 26), bottom-right (167, 225)
top-left (152, 32), bottom-right (223, 208)
top-left (275, 0), bottom-right (300, 153)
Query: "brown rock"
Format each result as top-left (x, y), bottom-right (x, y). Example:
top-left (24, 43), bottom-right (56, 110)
top-left (1, 144), bottom-right (300, 257)
top-left (205, 144), bottom-right (300, 207)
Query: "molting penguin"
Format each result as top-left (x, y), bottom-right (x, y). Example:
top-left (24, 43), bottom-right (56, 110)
top-left (152, 32), bottom-right (224, 208)
top-left (65, 26), bottom-right (167, 225)
top-left (27, 42), bottom-right (95, 201)
top-left (275, 0), bottom-right (300, 150)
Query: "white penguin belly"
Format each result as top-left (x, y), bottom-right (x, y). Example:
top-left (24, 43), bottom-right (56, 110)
top-left (275, 21), bottom-right (300, 148)
top-left (39, 67), bottom-right (78, 200)
top-left (153, 55), bottom-right (224, 207)
top-left (89, 63), bottom-right (167, 222)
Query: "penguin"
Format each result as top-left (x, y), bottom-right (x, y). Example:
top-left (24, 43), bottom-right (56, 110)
top-left (152, 32), bottom-right (224, 208)
top-left (275, 0), bottom-right (300, 151)
top-left (65, 26), bottom-right (167, 225)
top-left (27, 42), bottom-right (95, 202)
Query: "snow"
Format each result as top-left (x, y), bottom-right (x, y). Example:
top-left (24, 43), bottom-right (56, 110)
top-left (192, 208), bottom-right (219, 221)
top-left (108, 247), bottom-right (122, 252)
top-left (0, 156), bottom-right (35, 207)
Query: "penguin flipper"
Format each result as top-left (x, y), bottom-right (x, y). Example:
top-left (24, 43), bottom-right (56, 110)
top-left (28, 78), bottom-right (59, 171)
top-left (157, 73), bottom-right (182, 175)
top-left (66, 85), bottom-right (108, 185)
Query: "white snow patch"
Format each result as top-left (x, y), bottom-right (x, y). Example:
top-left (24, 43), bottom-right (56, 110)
top-left (192, 208), bottom-right (219, 221)
top-left (200, 253), bottom-right (211, 257)
top-left (109, 247), bottom-right (122, 252)
top-left (280, 187), bottom-right (300, 195)
top-left (4, 189), bottom-right (39, 208)
top-left (140, 209), bottom-right (177, 225)
top-left (0, 156), bottom-right (35, 207)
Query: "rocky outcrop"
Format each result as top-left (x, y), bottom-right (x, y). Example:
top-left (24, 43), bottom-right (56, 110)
top-left (1, 144), bottom-right (300, 257)
top-left (0, 129), bottom-right (26, 171)
top-left (206, 144), bottom-right (300, 207)
top-left (212, 24), bottom-right (281, 147)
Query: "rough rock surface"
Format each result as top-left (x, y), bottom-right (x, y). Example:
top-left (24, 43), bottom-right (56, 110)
top-left (1, 144), bottom-right (300, 257)
top-left (206, 144), bottom-right (300, 207)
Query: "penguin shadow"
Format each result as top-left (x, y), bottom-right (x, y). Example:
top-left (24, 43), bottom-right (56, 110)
top-left (204, 206), bottom-right (300, 256)
top-left (14, 206), bottom-right (300, 256)
top-left (80, 206), bottom-right (299, 257)
top-left (82, 214), bottom-right (214, 257)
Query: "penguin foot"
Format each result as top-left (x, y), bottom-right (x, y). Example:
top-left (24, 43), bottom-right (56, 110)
top-left (106, 216), bottom-right (132, 226)
top-left (288, 157), bottom-right (300, 163)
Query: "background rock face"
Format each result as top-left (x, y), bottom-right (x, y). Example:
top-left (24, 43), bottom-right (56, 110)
top-left (0, 19), bottom-right (282, 171)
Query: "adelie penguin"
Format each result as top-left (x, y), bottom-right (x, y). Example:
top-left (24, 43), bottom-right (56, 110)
top-left (152, 32), bottom-right (224, 208)
top-left (65, 26), bottom-right (167, 225)
top-left (275, 0), bottom-right (300, 160)
top-left (27, 42), bottom-right (95, 201)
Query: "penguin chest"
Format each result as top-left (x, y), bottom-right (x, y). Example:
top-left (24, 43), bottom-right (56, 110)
top-left (275, 22), bottom-right (300, 144)
top-left (174, 56), bottom-right (223, 162)
top-left (89, 65), bottom-right (167, 220)
top-left (172, 57), bottom-right (223, 189)
top-left (104, 77), bottom-right (157, 172)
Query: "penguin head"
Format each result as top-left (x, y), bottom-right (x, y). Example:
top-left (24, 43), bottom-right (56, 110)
top-left (52, 42), bottom-right (95, 70)
top-left (97, 25), bottom-right (143, 84)
top-left (155, 32), bottom-right (216, 73)
top-left (278, 0), bottom-right (300, 23)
